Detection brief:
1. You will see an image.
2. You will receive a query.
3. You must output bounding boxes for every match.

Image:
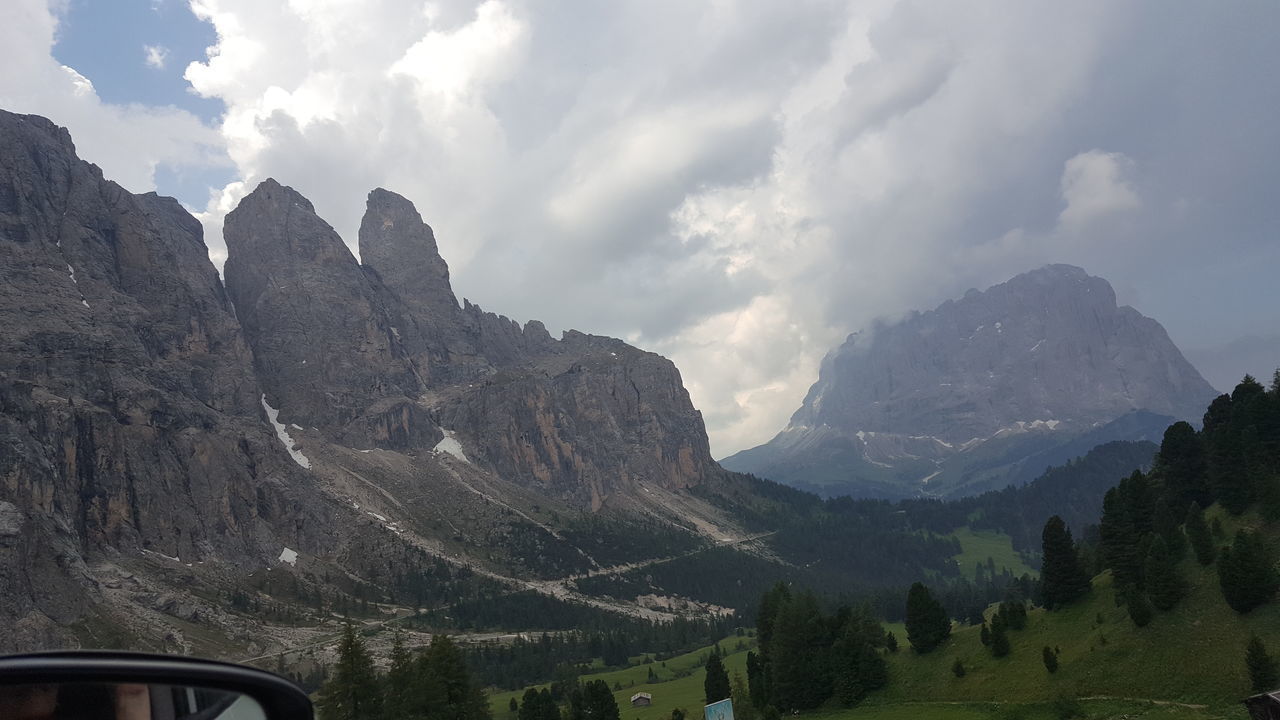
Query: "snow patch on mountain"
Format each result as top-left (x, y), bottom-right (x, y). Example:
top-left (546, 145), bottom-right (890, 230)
top-left (261, 395), bottom-right (311, 469)
top-left (433, 428), bottom-right (470, 463)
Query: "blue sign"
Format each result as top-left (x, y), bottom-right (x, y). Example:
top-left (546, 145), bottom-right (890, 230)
top-left (704, 698), bottom-right (734, 720)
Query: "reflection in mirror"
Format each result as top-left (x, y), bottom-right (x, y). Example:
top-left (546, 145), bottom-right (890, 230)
top-left (0, 682), bottom-right (267, 720)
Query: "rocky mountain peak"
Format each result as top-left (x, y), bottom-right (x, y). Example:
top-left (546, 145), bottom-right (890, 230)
top-left (223, 179), bottom-right (423, 437)
top-left (359, 188), bottom-right (457, 316)
top-left (725, 264), bottom-right (1218, 498)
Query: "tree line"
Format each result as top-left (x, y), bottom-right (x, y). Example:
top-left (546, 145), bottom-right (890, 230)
top-left (317, 625), bottom-right (490, 720)
top-left (744, 583), bottom-right (890, 712)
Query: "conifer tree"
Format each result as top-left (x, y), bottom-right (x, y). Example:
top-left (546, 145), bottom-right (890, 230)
top-left (508, 698), bottom-right (518, 717)
top-left (731, 673), bottom-right (757, 720)
top-left (1040, 516), bottom-right (1092, 609)
top-left (1219, 530), bottom-right (1280, 613)
top-left (904, 583), bottom-right (951, 653)
top-left (1100, 489), bottom-right (1142, 589)
top-left (746, 652), bottom-right (766, 708)
top-left (1144, 536), bottom-right (1186, 611)
top-left (1042, 646), bottom-right (1059, 673)
top-left (384, 629), bottom-right (416, 720)
top-left (1158, 421), bottom-right (1210, 509)
top-left (1125, 590), bottom-right (1153, 628)
top-left (582, 680), bottom-right (620, 720)
top-left (1152, 499), bottom-right (1188, 561)
top-left (423, 634), bottom-right (490, 720)
top-left (704, 648), bottom-right (731, 704)
top-left (830, 609), bottom-right (887, 707)
top-left (885, 631), bottom-right (898, 653)
top-left (989, 616), bottom-right (1010, 658)
top-left (770, 591), bottom-right (831, 710)
top-left (1248, 636), bottom-right (1280, 693)
top-left (1185, 502), bottom-right (1216, 565)
top-left (316, 621), bottom-right (383, 720)
top-left (979, 622), bottom-right (991, 647)
top-left (517, 688), bottom-right (542, 720)
top-left (535, 689), bottom-right (558, 720)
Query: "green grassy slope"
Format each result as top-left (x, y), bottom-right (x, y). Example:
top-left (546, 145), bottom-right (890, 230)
top-left (489, 637), bottom-right (756, 720)
top-left (878, 558), bottom-right (1277, 716)
top-left (950, 527), bottom-right (1039, 579)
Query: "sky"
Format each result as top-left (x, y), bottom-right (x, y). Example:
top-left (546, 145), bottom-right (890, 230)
top-left (2, 0), bottom-right (1279, 458)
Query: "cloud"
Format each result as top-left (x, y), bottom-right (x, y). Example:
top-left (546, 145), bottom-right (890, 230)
top-left (1058, 150), bottom-right (1139, 227)
top-left (0, 1), bottom-right (226, 195)
top-left (144, 44), bottom-right (170, 69)
top-left (8, 0), bottom-right (1280, 457)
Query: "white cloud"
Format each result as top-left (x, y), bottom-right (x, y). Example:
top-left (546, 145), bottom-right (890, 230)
top-left (1058, 150), bottom-right (1140, 227)
top-left (6, 0), bottom-right (1279, 458)
top-left (144, 44), bottom-right (169, 69)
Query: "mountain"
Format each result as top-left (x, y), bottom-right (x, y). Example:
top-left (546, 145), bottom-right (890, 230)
top-left (723, 265), bottom-right (1218, 499)
top-left (0, 110), bottom-right (734, 655)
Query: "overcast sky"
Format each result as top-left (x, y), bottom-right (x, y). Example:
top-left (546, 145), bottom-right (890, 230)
top-left (3, 0), bottom-right (1279, 457)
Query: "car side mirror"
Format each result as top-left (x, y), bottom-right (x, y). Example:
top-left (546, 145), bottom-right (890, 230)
top-left (0, 651), bottom-right (312, 720)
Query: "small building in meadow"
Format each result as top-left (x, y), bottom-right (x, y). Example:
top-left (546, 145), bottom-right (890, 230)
top-left (631, 693), bottom-right (652, 708)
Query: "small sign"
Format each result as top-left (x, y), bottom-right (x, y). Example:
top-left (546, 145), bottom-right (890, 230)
top-left (704, 698), bottom-right (734, 720)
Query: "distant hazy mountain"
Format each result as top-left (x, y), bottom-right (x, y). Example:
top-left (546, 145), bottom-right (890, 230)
top-left (722, 265), bottom-right (1218, 499)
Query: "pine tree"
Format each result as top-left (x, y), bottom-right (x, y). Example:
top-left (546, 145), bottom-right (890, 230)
top-left (1125, 590), bottom-right (1153, 628)
top-left (830, 609), bottom-right (886, 707)
top-left (1248, 636), bottom-right (1280, 693)
top-left (517, 689), bottom-right (541, 720)
top-left (979, 622), bottom-right (991, 647)
top-left (746, 652), bottom-right (766, 708)
top-left (384, 629), bottom-right (415, 720)
top-left (536, 689), bottom-right (558, 720)
top-left (1152, 499), bottom-right (1188, 561)
top-left (1185, 502), bottom-right (1216, 565)
top-left (1100, 489), bottom-right (1142, 590)
top-left (316, 621), bottom-right (383, 720)
top-left (731, 672), bottom-right (757, 720)
top-left (423, 634), bottom-right (490, 720)
top-left (1144, 536), bottom-right (1187, 611)
top-left (989, 616), bottom-right (1010, 658)
top-left (885, 631), bottom-right (898, 653)
top-left (951, 659), bottom-right (966, 678)
top-left (1158, 421), bottom-right (1210, 509)
top-left (1219, 530), bottom-right (1280, 613)
top-left (704, 648), bottom-right (731, 704)
top-left (1042, 646), bottom-right (1059, 673)
top-left (582, 680), bottom-right (619, 720)
top-left (770, 591), bottom-right (831, 710)
top-left (1040, 516), bottom-right (1092, 609)
top-left (904, 583), bottom-right (951, 653)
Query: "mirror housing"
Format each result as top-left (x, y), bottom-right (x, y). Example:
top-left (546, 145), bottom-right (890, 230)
top-left (0, 651), bottom-right (312, 720)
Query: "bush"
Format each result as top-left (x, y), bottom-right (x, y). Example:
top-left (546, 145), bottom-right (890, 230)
top-left (952, 659), bottom-right (966, 678)
top-left (1042, 646), bottom-right (1059, 673)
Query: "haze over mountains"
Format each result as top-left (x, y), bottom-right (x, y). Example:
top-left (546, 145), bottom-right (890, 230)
top-left (723, 265), bottom-right (1219, 499)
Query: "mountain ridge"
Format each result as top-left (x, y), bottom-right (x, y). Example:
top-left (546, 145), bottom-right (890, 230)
top-left (723, 264), bottom-right (1218, 498)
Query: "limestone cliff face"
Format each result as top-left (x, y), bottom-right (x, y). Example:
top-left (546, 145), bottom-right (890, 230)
top-left (222, 180), bottom-right (433, 449)
top-left (724, 265), bottom-right (1218, 498)
top-left (439, 332), bottom-right (712, 509)
top-left (0, 111), bottom-right (724, 655)
top-left (0, 111), bottom-right (343, 650)
top-left (351, 187), bottom-right (713, 505)
top-left (225, 183), bottom-right (715, 506)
